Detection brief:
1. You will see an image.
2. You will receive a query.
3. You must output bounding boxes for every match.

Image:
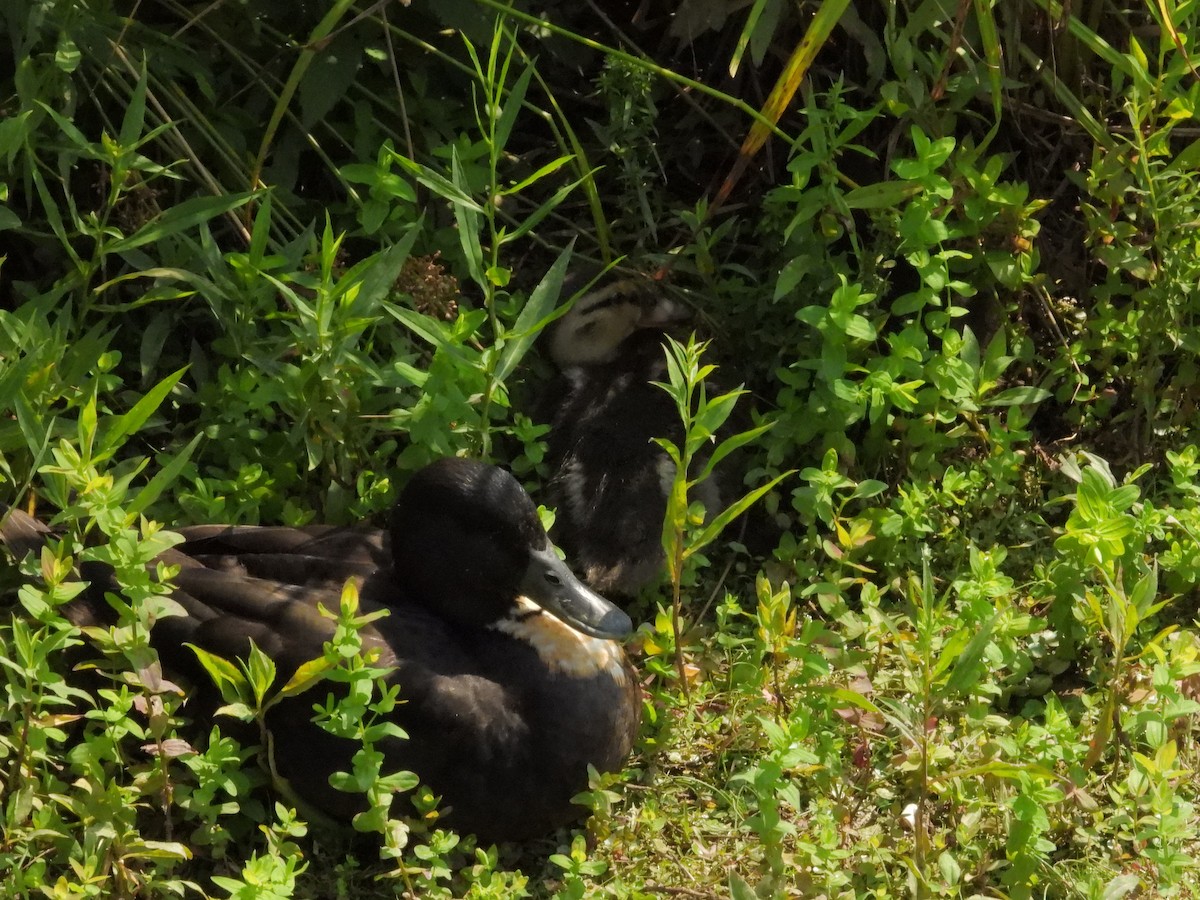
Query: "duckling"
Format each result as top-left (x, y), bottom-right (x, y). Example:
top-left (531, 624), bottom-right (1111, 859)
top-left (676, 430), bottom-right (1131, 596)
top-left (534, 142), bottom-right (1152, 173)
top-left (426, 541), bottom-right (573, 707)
top-left (1, 458), bottom-right (640, 842)
top-left (543, 279), bottom-right (724, 598)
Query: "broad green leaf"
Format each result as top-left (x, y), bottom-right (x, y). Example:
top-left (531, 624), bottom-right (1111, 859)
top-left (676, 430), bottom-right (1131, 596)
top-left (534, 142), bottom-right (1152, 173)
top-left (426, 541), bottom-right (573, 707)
top-left (244, 640), bottom-right (277, 709)
top-left (943, 760), bottom-right (1058, 782)
top-left (1101, 874), bottom-right (1142, 900)
top-left (500, 154), bottom-right (574, 197)
top-left (494, 64), bottom-right (533, 153)
top-left (700, 422), bottom-right (776, 483)
top-left (493, 241), bottom-right (574, 385)
top-left (36, 102), bottom-right (95, 154)
top-left (387, 305), bottom-right (452, 349)
top-left (129, 841), bottom-right (192, 861)
top-left (248, 191), bottom-right (273, 267)
top-left (94, 267), bottom-right (223, 299)
top-left (844, 180), bottom-right (922, 209)
top-left (96, 367), bottom-right (187, 462)
top-left (187, 643), bottom-right (248, 704)
top-left (279, 655), bottom-right (336, 699)
top-left (987, 386), bottom-right (1051, 407)
top-left (1128, 565), bottom-right (1159, 616)
top-left (826, 686), bottom-right (882, 714)
top-left (389, 153), bottom-right (483, 211)
top-left (850, 479), bottom-right (887, 500)
top-left (30, 168), bottom-right (82, 266)
top-left (729, 873), bottom-right (756, 900)
top-left (127, 433), bottom-right (203, 518)
top-left (343, 222), bottom-right (422, 320)
top-left (119, 63), bottom-right (149, 149)
top-left (683, 471), bottom-right (792, 559)
top-left (107, 193), bottom-right (256, 254)
top-left (502, 173), bottom-right (591, 245)
top-left (451, 148), bottom-right (485, 290)
top-left (942, 613), bottom-right (999, 694)
top-left (0, 110), bottom-right (31, 163)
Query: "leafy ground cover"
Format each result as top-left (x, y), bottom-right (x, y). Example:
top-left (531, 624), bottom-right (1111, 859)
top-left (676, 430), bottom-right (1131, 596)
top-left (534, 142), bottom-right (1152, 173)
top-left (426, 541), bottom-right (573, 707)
top-left (3, 1), bottom-right (1200, 897)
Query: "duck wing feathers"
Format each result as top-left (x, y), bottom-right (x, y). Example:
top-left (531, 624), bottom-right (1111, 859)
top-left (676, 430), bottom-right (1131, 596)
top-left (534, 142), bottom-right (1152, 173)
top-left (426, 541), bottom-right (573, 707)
top-left (2, 500), bottom-right (639, 841)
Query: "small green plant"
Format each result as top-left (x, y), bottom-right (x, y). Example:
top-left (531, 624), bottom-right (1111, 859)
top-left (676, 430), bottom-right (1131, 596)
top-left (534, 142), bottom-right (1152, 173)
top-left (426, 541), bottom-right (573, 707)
top-left (1049, 456), bottom-right (1176, 772)
top-left (312, 584), bottom-right (418, 856)
top-left (654, 333), bottom-right (789, 697)
top-left (1065, 22), bottom-right (1200, 451)
top-left (188, 581), bottom-right (423, 864)
top-left (549, 833), bottom-right (609, 900)
top-left (378, 20), bottom-right (587, 461)
top-left (210, 804), bottom-right (310, 900)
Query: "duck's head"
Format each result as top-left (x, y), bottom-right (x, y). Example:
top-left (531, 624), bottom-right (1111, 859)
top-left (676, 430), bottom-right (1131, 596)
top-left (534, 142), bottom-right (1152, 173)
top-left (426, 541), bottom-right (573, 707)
top-left (390, 458), bottom-right (632, 640)
top-left (549, 278), bottom-right (687, 368)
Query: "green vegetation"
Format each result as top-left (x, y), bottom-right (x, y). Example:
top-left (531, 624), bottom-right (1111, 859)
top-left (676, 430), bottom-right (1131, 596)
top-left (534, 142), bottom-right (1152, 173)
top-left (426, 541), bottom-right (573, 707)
top-left (3, 0), bottom-right (1200, 896)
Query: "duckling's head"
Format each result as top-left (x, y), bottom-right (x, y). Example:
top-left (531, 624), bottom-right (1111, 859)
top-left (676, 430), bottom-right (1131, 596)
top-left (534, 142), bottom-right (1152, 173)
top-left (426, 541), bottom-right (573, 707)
top-left (549, 278), bottom-right (686, 368)
top-left (390, 458), bottom-right (632, 640)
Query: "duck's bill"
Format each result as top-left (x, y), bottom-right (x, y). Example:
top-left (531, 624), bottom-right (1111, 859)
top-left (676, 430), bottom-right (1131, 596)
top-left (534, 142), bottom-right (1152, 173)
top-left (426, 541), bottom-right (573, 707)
top-left (521, 545), bottom-right (633, 640)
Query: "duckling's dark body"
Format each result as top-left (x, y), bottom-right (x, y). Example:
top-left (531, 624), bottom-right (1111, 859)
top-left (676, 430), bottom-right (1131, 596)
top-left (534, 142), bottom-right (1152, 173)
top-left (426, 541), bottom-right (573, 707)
top-left (546, 330), bottom-right (685, 595)
top-left (3, 459), bottom-right (640, 842)
top-left (544, 286), bottom-right (724, 597)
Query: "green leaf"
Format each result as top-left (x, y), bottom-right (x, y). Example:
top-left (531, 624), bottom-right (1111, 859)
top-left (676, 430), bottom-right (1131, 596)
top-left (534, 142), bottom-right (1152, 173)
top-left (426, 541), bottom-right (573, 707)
top-left (387, 305), bottom-right (456, 352)
top-left (987, 386), bottom-right (1051, 407)
top-left (500, 154), bottom-right (574, 197)
top-left (942, 613), bottom-right (999, 694)
top-left (826, 686), bottom-right (882, 714)
top-left (1128, 564), bottom-right (1159, 616)
top-left (451, 147), bottom-right (485, 290)
top-left (729, 873), bottom-right (756, 900)
top-left (343, 222), bottom-right (421, 320)
top-left (0, 110), bottom-right (31, 163)
top-left (942, 760), bottom-right (1058, 782)
top-left (131, 840), bottom-right (192, 861)
top-left (850, 479), bottom-right (887, 500)
top-left (694, 389), bottom-right (742, 441)
top-left (37, 102), bottom-right (97, 156)
top-left (937, 850), bottom-right (961, 885)
top-left (390, 153), bottom-right (483, 211)
top-left (1075, 469), bottom-right (1110, 522)
top-left (843, 314), bottom-right (876, 341)
top-left (843, 180), bottom-right (922, 209)
top-left (96, 367), bottom-right (187, 463)
top-left (683, 471), bottom-right (792, 559)
top-left (501, 173), bottom-right (591, 245)
top-left (108, 193), bottom-right (256, 253)
top-left (119, 63), bottom-right (149, 149)
top-left (699, 422), bottom-right (776, 484)
top-left (244, 640), bottom-right (278, 709)
top-left (493, 64), bottom-right (533, 154)
top-left (1101, 874), bottom-right (1142, 900)
top-left (279, 656), bottom-right (335, 699)
top-left (493, 241), bottom-right (574, 385)
top-left (187, 644), bottom-right (248, 705)
top-left (248, 192), bottom-right (273, 267)
top-left (127, 433), bottom-right (203, 518)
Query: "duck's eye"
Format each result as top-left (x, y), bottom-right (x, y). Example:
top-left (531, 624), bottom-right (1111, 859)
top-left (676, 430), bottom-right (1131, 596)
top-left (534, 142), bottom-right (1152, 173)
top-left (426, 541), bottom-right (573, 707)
top-left (544, 571), bottom-right (562, 586)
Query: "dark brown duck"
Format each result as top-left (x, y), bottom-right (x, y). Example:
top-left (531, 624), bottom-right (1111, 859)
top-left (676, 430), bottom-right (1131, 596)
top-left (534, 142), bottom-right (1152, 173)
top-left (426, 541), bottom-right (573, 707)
top-left (1, 458), bottom-right (641, 841)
